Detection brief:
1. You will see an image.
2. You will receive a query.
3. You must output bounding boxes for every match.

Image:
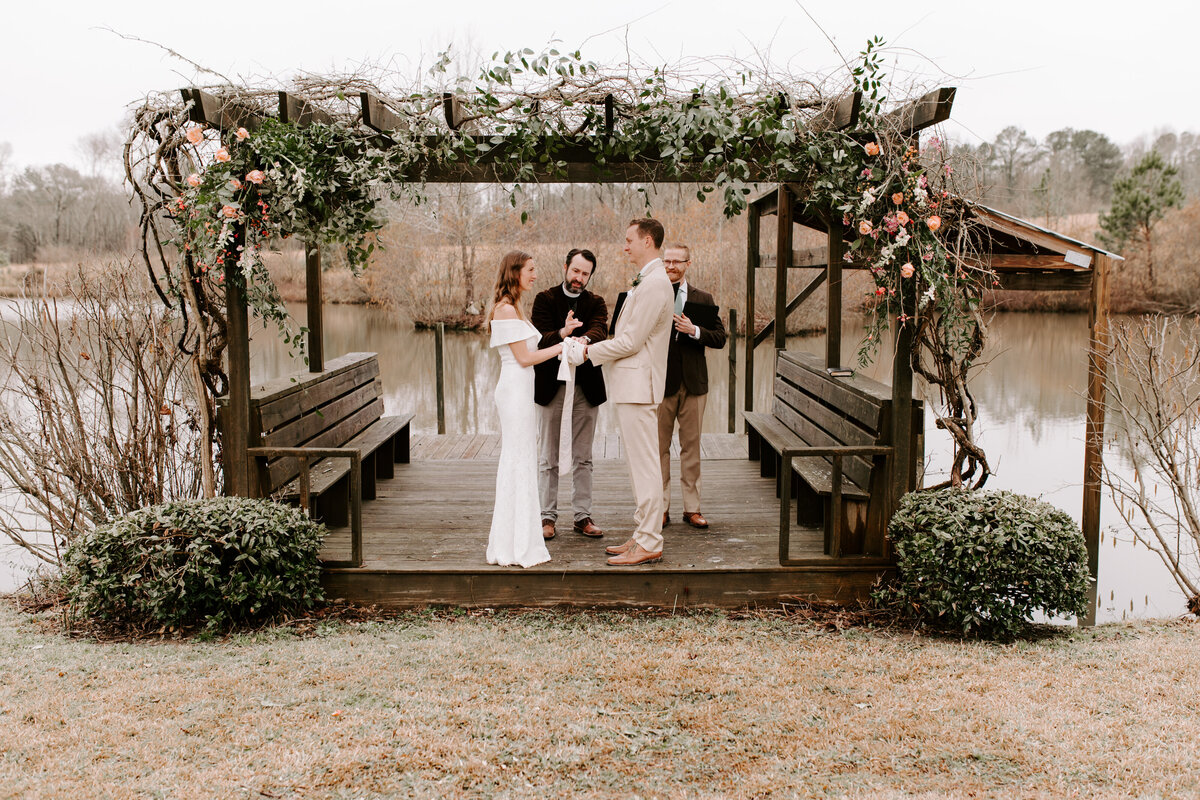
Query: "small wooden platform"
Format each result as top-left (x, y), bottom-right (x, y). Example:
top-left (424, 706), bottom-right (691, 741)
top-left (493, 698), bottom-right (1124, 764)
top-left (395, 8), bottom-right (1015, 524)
top-left (319, 434), bottom-right (891, 609)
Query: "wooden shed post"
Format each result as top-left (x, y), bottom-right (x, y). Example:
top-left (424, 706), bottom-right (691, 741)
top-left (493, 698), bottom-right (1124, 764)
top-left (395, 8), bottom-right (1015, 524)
top-left (890, 293), bottom-right (915, 511)
top-left (774, 185), bottom-right (792, 351)
top-left (1081, 252), bottom-right (1112, 626)
top-left (826, 216), bottom-right (844, 369)
top-left (224, 225), bottom-right (254, 498)
top-left (305, 241), bottom-right (324, 372)
top-left (744, 205), bottom-right (759, 413)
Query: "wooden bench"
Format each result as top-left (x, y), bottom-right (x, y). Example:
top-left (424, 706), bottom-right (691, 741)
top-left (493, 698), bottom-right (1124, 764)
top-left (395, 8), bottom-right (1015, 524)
top-left (238, 352), bottom-right (413, 567)
top-left (744, 350), bottom-right (922, 560)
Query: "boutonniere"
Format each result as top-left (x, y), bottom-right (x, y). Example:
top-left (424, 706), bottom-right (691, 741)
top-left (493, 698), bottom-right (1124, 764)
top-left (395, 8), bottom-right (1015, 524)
top-left (630, 273), bottom-right (642, 289)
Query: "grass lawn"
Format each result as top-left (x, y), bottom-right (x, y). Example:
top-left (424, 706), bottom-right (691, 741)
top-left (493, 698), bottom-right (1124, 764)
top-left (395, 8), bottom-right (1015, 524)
top-left (2, 600), bottom-right (1198, 799)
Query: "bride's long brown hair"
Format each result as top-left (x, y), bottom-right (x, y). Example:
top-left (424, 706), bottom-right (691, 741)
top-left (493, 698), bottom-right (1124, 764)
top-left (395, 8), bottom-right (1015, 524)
top-left (487, 250), bottom-right (533, 322)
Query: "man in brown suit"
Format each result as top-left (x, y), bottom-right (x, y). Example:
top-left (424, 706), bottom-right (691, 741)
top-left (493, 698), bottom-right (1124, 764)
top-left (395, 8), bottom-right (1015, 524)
top-left (531, 249), bottom-right (608, 539)
top-left (658, 244), bottom-right (727, 529)
top-left (584, 218), bottom-right (674, 565)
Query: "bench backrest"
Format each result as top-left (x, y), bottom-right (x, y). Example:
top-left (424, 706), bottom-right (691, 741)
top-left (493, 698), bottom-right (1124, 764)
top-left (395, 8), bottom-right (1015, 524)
top-left (249, 352), bottom-right (384, 493)
top-left (772, 351), bottom-right (896, 490)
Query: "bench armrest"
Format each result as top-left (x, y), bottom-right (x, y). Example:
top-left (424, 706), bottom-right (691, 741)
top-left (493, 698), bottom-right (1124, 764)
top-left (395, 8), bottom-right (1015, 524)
top-left (246, 446), bottom-right (363, 568)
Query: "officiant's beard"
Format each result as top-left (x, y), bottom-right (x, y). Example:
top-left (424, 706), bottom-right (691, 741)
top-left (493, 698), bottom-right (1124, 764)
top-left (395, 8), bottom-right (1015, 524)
top-left (565, 276), bottom-right (587, 292)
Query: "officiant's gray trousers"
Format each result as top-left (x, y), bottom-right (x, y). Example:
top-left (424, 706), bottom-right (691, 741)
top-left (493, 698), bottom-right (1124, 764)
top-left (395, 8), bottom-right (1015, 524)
top-left (537, 384), bottom-right (599, 524)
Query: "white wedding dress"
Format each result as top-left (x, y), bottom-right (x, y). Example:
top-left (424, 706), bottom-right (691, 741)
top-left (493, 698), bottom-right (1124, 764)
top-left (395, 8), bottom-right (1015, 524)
top-left (486, 318), bottom-right (552, 567)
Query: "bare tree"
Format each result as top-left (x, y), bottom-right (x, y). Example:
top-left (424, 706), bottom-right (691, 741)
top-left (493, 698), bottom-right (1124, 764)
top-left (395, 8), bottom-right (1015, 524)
top-left (1103, 315), bottom-right (1200, 614)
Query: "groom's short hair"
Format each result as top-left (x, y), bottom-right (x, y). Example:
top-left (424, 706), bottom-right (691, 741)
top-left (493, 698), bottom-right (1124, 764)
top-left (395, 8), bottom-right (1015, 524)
top-left (629, 217), bottom-right (664, 249)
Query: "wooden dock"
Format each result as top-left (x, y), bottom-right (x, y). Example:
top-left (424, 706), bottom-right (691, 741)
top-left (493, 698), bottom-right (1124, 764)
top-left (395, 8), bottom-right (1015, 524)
top-left (319, 433), bottom-right (891, 609)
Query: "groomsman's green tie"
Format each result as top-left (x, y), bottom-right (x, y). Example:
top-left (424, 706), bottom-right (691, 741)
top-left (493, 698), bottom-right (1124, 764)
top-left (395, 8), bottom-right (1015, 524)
top-left (673, 283), bottom-right (684, 315)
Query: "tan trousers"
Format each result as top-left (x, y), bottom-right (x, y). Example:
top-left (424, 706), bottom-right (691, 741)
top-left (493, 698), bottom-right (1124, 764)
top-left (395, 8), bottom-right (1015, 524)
top-left (658, 387), bottom-right (707, 514)
top-left (614, 401), bottom-right (665, 553)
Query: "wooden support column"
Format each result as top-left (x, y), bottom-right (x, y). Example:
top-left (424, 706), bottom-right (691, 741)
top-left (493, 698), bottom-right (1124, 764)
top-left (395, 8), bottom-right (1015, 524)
top-left (744, 206), bottom-right (759, 413)
top-left (774, 185), bottom-right (792, 351)
top-left (224, 225), bottom-right (254, 498)
top-left (305, 241), bottom-right (324, 372)
top-left (826, 217), bottom-right (844, 369)
top-left (1081, 252), bottom-right (1112, 627)
top-left (889, 288), bottom-right (915, 516)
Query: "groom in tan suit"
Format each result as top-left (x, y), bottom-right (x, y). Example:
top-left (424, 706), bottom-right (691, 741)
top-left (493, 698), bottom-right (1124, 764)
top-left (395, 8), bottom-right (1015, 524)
top-left (584, 218), bottom-right (674, 565)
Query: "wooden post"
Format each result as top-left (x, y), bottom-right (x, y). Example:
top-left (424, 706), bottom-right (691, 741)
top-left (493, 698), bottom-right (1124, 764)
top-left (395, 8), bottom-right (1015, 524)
top-left (890, 288), bottom-right (915, 514)
top-left (305, 241), bottom-right (324, 373)
top-left (1081, 252), bottom-right (1112, 627)
top-left (774, 186), bottom-right (792, 351)
top-left (826, 217), bottom-right (844, 369)
top-left (727, 308), bottom-right (738, 433)
top-left (744, 207), bottom-right (759, 414)
top-left (435, 322), bottom-right (446, 435)
top-left (224, 225), bottom-right (253, 497)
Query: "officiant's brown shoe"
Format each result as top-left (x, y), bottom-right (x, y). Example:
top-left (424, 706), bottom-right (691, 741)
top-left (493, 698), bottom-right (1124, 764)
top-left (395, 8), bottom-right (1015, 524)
top-left (607, 544), bottom-right (662, 566)
top-left (574, 517), bottom-right (603, 537)
top-left (605, 538), bottom-right (636, 556)
top-left (682, 511), bottom-right (709, 529)
top-left (542, 519), bottom-right (556, 540)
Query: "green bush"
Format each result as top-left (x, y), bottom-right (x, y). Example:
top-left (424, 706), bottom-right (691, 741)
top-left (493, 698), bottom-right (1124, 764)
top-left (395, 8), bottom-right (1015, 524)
top-left (65, 497), bottom-right (326, 633)
top-left (875, 489), bottom-right (1091, 638)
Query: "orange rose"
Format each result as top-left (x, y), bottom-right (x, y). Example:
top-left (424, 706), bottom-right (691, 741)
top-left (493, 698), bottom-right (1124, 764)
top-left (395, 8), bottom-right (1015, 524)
top-left (896, 211), bottom-right (910, 226)
top-left (221, 204), bottom-right (239, 219)
top-left (185, 127), bottom-right (204, 144)
top-left (235, 127), bottom-right (250, 140)
top-left (892, 192), bottom-right (904, 205)
top-left (215, 148), bottom-right (230, 163)
top-left (858, 220), bottom-right (873, 235)
top-left (246, 170), bottom-right (265, 184)
top-left (864, 142), bottom-right (880, 156)
top-left (186, 173), bottom-right (201, 188)
top-left (900, 263), bottom-right (915, 279)
top-left (926, 215), bottom-right (942, 232)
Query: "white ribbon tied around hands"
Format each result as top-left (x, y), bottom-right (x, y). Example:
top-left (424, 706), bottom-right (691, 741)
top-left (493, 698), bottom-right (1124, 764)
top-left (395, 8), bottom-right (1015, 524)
top-left (555, 338), bottom-right (588, 477)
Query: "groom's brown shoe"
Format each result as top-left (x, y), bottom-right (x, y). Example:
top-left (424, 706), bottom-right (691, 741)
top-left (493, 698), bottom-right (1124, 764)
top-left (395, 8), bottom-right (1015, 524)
top-left (542, 519), bottom-right (556, 540)
top-left (605, 538), bottom-right (636, 556)
top-left (607, 544), bottom-right (662, 566)
top-left (574, 517), bottom-right (604, 538)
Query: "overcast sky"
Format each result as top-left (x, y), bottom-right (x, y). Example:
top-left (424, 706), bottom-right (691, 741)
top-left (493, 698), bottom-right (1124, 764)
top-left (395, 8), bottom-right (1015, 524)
top-left (3, 0), bottom-right (1191, 171)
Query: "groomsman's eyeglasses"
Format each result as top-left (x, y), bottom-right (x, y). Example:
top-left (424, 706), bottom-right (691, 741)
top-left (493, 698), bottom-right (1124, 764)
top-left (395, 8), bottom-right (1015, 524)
top-left (663, 259), bottom-right (690, 266)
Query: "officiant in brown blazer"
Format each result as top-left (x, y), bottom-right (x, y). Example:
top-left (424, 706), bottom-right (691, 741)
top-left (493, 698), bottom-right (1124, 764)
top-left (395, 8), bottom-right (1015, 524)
top-left (658, 243), bottom-right (727, 529)
top-left (531, 249), bottom-right (609, 539)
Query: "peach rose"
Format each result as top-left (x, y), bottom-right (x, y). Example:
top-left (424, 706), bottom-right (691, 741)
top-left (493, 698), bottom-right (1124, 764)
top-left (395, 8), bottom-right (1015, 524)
top-left (221, 204), bottom-right (239, 219)
top-left (228, 179), bottom-right (243, 190)
top-left (185, 127), bottom-right (204, 144)
top-left (900, 263), bottom-right (915, 279)
top-left (864, 142), bottom-right (880, 156)
top-left (215, 148), bottom-right (230, 163)
top-left (896, 211), bottom-right (910, 226)
top-left (186, 173), bottom-right (201, 188)
top-left (858, 220), bottom-right (873, 236)
top-left (246, 169), bottom-right (265, 184)
top-left (892, 192), bottom-right (904, 205)
top-left (235, 127), bottom-right (250, 140)
top-left (926, 215), bottom-right (942, 232)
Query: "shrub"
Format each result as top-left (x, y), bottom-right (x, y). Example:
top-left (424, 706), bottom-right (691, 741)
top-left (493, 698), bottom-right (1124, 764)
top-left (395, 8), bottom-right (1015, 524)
top-left (875, 489), bottom-right (1090, 638)
top-left (65, 497), bottom-right (326, 633)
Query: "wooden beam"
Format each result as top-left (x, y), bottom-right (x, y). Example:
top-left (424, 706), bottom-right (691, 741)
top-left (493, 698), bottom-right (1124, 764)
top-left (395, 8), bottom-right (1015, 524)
top-left (807, 91), bottom-right (862, 133)
top-left (305, 241), bottom-right (324, 372)
top-left (223, 225), bottom-right (254, 498)
top-left (181, 88), bottom-right (262, 132)
top-left (604, 94), bottom-right (615, 136)
top-left (443, 93), bottom-right (466, 130)
top-left (882, 87), bottom-right (956, 136)
top-left (278, 92), bottom-right (333, 126)
top-left (971, 206), bottom-right (1076, 256)
top-left (988, 253), bottom-right (1092, 270)
top-left (744, 206), bottom-right (760, 414)
top-left (754, 269), bottom-right (828, 348)
top-left (993, 271), bottom-right (1092, 292)
top-left (890, 288), bottom-right (915, 513)
top-left (826, 218), bottom-right (844, 369)
top-left (1081, 252), bottom-right (1112, 627)
top-left (759, 245), bottom-right (867, 270)
top-left (360, 92), bottom-right (408, 134)
top-left (774, 186), bottom-right (793, 350)
top-left (750, 188), bottom-right (778, 215)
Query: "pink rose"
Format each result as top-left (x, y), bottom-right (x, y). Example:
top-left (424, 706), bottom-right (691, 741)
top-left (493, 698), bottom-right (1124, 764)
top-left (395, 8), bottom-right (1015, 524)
top-left (875, 287), bottom-right (886, 296)
top-left (900, 263), bottom-right (915, 279)
top-left (245, 170), bottom-right (265, 184)
top-left (858, 220), bottom-right (873, 235)
top-left (896, 211), bottom-right (910, 226)
top-left (228, 179), bottom-right (243, 190)
top-left (860, 168), bottom-right (873, 179)
top-left (185, 127), bottom-right (204, 144)
top-left (215, 148), bottom-right (230, 163)
top-left (186, 173), bottom-right (201, 188)
top-left (221, 204), bottom-right (239, 219)
top-left (235, 127), bottom-right (250, 140)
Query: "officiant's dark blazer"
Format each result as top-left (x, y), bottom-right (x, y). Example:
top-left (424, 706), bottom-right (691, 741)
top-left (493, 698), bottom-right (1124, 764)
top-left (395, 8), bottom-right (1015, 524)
top-left (665, 285), bottom-right (727, 397)
top-left (532, 285), bottom-right (608, 407)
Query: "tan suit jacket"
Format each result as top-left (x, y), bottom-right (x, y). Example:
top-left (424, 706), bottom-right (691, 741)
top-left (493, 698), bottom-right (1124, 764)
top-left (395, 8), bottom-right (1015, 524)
top-left (587, 259), bottom-right (674, 404)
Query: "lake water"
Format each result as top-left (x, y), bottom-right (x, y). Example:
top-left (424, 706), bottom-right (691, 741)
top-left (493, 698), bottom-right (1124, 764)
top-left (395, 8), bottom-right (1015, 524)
top-left (2, 302), bottom-right (1189, 622)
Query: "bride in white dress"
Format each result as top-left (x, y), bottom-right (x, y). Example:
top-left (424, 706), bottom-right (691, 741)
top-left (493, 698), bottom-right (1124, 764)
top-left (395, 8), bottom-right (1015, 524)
top-left (487, 251), bottom-right (581, 567)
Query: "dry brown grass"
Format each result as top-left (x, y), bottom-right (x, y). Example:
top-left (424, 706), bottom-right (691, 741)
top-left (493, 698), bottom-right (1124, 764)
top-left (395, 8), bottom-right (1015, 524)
top-left (3, 599), bottom-right (1199, 799)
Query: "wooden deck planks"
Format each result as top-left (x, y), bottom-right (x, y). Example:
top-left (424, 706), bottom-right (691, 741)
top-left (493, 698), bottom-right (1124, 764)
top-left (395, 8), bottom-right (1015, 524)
top-left (409, 433), bottom-right (746, 462)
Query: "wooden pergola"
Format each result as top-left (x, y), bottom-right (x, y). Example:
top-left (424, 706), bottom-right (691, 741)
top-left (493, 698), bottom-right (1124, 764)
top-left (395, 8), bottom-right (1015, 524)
top-left (185, 83), bottom-right (1113, 620)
